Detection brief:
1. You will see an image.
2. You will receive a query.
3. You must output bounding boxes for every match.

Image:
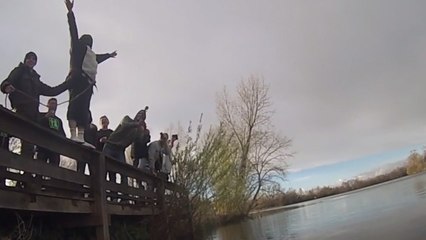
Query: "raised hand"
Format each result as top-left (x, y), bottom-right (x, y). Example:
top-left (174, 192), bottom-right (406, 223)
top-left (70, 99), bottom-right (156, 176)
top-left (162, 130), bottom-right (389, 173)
top-left (109, 51), bottom-right (118, 58)
top-left (4, 85), bottom-right (15, 94)
top-left (65, 0), bottom-right (74, 12)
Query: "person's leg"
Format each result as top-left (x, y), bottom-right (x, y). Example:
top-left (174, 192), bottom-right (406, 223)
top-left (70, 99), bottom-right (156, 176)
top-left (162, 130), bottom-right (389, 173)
top-left (49, 152), bottom-right (61, 166)
top-left (77, 125), bottom-right (86, 143)
top-left (0, 132), bottom-right (9, 150)
top-left (20, 142), bottom-right (34, 159)
top-left (137, 158), bottom-right (149, 170)
top-left (67, 80), bottom-right (80, 142)
top-left (133, 158), bottom-right (139, 168)
top-left (67, 85), bottom-right (92, 143)
top-left (137, 158), bottom-right (150, 190)
top-left (36, 149), bottom-right (48, 163)
top-left (76, 88), bottom-right (93, 144)
top-left (0, 134), bottom-right (7, 187)
top-left (69, 119), bottom-right (78, 141)
top-left (118, 151), bottom-right (127, 185)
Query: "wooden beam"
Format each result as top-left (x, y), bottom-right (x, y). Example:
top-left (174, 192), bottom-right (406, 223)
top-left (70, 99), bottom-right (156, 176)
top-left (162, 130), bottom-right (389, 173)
top-left (107, 204), bottom-right (159, 216)
top-left (0, 106), bottom-right (92, 163)
top-left (0, 190), bottom-right (92, 213)
top-left (105, 181), bottom-right (156, 199)
top-left (3, 171), bottom-right (90, 194)
top-left (0, 148), bottom-right (91, 185)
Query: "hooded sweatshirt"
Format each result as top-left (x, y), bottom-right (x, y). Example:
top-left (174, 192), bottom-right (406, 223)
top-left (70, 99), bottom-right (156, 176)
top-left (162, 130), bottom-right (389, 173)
top-left (106, 116), bottom-right (144, 149)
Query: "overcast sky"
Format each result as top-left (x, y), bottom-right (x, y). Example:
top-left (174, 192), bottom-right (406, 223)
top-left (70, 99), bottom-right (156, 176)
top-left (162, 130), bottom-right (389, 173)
top-left (2, 0), bottom-right (426, 173)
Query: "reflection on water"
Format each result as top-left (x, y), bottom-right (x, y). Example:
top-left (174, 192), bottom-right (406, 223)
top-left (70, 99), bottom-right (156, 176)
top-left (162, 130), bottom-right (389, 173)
top-left (208, 172), bottom-right (426, 240)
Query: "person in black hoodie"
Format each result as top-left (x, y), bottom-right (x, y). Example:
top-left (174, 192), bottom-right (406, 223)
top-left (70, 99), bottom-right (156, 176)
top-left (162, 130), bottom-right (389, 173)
top-left (96, 115), bottom-right (113, 151)
top-left (1, 52), bottom-right (68, 158)
top-left (64, 0), bottom-right (117, 145)
top-left (130, 109), bottom-right (151, 169)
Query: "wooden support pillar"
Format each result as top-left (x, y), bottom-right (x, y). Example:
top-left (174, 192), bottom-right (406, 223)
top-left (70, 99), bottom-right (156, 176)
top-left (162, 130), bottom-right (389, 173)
top-left (150, 179), bottom-right (169, 240)
top-left (91, 153), bottom-right (110, 240)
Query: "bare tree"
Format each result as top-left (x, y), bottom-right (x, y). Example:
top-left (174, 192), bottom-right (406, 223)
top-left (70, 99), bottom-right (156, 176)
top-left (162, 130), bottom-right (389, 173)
top-left (217, 75), bottom-right (292, 214)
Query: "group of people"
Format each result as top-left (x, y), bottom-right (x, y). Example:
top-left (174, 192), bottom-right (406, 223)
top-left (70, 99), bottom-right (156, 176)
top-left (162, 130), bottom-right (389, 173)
top-left (0, 0), bottom-right (176, 180)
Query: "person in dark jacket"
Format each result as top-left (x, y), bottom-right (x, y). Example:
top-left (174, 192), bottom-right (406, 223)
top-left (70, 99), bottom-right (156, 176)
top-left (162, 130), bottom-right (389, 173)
top-left (1, 52), bottom-right (68, 158)
top-left (131, 129), bottom-right (151, 169)
top-left (103, 110), bottom-right (147, 162)
top-left (96, 115), bottom-right (113, 151)
top-left (103, 109), bottom-right (147, 184)
top-left (37, 98), bottom-right (66, 166)
top-left (130, 108), bottom-right (150, 168)
top-left (64, 0), bottom-right (117, 145)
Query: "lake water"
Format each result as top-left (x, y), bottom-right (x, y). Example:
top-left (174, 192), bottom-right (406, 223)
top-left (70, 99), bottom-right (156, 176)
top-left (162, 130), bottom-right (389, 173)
top-left (208, 172), bottom-right (426, 240)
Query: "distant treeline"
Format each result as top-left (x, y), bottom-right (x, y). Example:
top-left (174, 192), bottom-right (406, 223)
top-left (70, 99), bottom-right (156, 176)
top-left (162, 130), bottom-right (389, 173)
top-left (254, 166), bottom-right (408, 210)
top-left (405, 150), bottom-right (426, 175)
top-left (255, 150), bottom-right (426, 210)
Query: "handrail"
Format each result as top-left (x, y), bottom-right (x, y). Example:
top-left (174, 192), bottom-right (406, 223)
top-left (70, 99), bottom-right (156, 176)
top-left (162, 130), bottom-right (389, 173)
top-left (0, 105), bottom-right (189, 240)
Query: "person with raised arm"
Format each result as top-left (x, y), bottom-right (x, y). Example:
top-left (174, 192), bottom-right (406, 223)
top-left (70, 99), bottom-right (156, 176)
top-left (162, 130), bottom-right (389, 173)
top-left (64, 0), bottom-right (117, 146)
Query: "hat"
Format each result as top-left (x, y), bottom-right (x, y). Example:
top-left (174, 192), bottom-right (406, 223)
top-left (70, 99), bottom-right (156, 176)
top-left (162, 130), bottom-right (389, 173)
top-left (79, 34), bottom-right (93, 48)
top-left (24, 51), bottom-right (37, 62)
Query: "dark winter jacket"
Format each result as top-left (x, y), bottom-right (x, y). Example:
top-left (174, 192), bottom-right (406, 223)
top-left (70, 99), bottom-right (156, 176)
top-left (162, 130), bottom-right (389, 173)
top-left (1, 63), bottom-right (68, 109)
top-left (131, 131), bottom-right (151, 159)
top-left (106, 116), bottom-right (145, 149)
top-left (96, 128), bottom-right (113, 151)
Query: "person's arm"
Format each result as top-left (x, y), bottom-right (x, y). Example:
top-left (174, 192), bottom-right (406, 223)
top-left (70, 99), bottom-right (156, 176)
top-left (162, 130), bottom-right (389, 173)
top-left (143, 131), bottom-right (151, 145)
top-left (130, 143), bottom-right (136, 160)
top-left (1, 66), bottom-right (23, 93)
top-left (65, 0), bottom-right (79, 50)
top-left (58, 118), bottom-right (66, 136)
top-left (39, 80), bottom-right (69, 96)
top-left (120, 116), bottom-right (140, 129)
top-left (148, 143), bottom-right (157, 172)
top-left (96, 51), bottom-right (117, 64)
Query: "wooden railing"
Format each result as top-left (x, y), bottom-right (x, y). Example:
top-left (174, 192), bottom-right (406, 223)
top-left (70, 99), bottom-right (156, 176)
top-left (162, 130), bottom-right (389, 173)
top-left (0, 106), bottom-right (189, 240)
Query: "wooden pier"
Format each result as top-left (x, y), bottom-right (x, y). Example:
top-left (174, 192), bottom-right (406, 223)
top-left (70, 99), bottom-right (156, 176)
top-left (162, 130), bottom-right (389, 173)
top-left (0, 106), bottom-right (192, 239)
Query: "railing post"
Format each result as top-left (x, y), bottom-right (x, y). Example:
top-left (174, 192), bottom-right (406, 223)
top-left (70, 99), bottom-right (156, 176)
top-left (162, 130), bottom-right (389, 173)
top-left (92, 153), bottom-right (110, 240)
top-left (157, 180), bottom-right (165, 210)
top-left (0, 166), bottom-right (5, 188)
top-left (150, 178), bottom-right (169, 240)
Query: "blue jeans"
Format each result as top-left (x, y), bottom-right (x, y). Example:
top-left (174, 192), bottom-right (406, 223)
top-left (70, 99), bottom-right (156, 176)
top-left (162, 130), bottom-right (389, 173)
top-left (103, 143), bottom-right (125, 162)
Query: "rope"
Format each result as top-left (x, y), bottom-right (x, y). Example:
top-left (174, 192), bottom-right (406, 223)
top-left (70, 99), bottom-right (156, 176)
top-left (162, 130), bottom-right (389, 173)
top-left (3, 83), bottom-right (94, 109)
top-left (57, 82), bottom-right (94, 106)
top-left (8, 89), bottom-right (48, 108)
top-left (57, 71), bottom-right (97, 106)
top-left (3, 71), bottom-right (96, 109)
